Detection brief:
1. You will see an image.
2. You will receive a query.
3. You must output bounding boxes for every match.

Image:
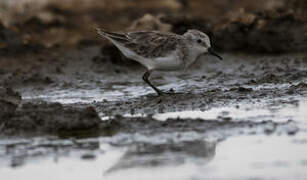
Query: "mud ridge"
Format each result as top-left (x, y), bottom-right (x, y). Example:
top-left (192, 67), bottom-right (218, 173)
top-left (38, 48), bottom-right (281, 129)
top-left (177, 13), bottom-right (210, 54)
top-left (99, 115), bottom-right (298, 136)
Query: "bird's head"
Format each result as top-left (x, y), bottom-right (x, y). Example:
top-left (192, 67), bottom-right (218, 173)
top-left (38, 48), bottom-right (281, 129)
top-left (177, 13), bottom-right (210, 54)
top-left (183, 29), bottom-right (222, 60)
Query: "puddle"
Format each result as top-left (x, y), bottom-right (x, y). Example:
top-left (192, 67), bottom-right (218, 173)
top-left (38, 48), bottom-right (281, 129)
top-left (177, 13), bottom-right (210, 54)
top-left (21, 85), bottom-right (150, 104)
top-left (1, 134), bottom-right (306, 180)
top-left (202, 134), bottom-right (307, 180)
top-left (22, 88), bottom-right (124, 104)
top-left (1, 98), bottom-right (307, 179)
top-left (0, 140), bottom-right (123, 180)
top-left (154, 100), bottom-right (307, 125)
top-left (103, 134), bottom-right (307, 180)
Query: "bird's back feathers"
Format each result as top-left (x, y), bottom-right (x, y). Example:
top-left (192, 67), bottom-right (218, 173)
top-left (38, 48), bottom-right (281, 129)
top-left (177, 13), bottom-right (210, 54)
top-left (96, 28), bottom-right (182, 58)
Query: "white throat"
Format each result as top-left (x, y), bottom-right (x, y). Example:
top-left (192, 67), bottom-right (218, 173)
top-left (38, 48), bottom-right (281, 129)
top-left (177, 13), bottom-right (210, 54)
top-left (184, 45), bottom-right (206, 68)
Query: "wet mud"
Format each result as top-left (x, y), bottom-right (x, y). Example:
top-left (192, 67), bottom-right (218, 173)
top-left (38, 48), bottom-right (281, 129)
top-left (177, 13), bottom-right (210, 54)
top-left (0, 41), bottom-right (306, 138)
top-left (1, 101), bottom-right (101, 136)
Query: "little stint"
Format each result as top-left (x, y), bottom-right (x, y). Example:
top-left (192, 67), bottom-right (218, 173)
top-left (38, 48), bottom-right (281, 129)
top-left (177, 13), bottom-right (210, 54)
top-left (97, 28), bottom-right (222, 95)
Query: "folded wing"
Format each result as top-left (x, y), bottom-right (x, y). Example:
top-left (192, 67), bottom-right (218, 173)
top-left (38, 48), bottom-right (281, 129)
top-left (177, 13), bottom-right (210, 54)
top-left (97, 28), bottom-right (179, 58)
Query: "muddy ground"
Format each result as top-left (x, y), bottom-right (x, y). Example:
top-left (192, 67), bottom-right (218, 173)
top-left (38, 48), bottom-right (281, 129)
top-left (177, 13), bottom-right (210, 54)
top-left (0, 48), bottom-right (306, 136)
top-left (1, 0), bottom-right (307, 179)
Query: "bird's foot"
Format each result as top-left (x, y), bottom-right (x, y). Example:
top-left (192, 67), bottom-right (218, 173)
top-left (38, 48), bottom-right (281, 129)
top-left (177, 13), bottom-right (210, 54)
top-left (156, 88), bottom-right (175, 96)
top-left (168, 88), bottom-right (175, 94)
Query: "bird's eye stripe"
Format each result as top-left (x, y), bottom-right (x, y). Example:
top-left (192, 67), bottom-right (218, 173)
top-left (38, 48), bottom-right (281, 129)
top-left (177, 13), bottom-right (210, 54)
top-left (197, 39), bottom-right (202, 43)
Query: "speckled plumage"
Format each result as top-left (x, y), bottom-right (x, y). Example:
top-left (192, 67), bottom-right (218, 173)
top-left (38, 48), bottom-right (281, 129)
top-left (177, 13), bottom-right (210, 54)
top-left (97, 29), bottom-right (189, 69)
top-left (96, 28), bottom-right (222, 95)
top-left (126, 32), bottom-right (182, 58)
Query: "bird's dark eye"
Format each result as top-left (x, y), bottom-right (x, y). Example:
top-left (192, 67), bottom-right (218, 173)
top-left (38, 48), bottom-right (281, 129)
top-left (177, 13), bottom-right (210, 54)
top-left (197, 39), bottom-right (202, 43)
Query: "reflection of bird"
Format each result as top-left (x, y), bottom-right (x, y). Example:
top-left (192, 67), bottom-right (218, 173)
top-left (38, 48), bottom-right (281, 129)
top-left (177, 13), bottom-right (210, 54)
top-left (104, 140), bottom-right (216, 175)
top-left (97, 28), bottom-right (222, 95)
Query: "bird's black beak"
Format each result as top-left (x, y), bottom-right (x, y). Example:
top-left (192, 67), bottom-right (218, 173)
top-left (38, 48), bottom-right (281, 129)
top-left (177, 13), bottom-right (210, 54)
top-left (208, 47), bottom-right (223, 61)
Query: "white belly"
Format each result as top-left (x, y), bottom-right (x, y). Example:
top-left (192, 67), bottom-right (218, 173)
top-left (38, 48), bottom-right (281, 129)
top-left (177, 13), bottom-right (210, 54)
top-left (112, 41), bottom-right (184, 71)
top-left (151, 55), bottom-right (183, 71)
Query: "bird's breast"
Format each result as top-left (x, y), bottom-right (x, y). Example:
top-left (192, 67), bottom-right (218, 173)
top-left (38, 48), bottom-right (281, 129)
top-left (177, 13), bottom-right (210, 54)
top-left (151, 53), bottom-right (184, 71)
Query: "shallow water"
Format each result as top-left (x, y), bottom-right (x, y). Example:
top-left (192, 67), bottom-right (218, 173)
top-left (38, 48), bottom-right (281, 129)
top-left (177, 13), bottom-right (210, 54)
top-left (1, 96), bottom-right (306, 180)
top-left (2, 134), bottom-right (307, 180)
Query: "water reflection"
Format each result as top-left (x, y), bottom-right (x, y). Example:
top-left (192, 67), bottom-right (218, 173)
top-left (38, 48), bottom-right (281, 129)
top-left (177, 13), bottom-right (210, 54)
top-left (106, 140), bottom-right (216, 174)
top-left (0, 138), bottom-right (100, 168)
top-left (1, 99), bottom-right (307, 179)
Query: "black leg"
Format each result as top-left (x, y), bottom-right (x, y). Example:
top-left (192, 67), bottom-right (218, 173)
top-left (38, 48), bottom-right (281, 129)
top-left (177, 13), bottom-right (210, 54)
top-left (142, 70), bottom-right (164, 95)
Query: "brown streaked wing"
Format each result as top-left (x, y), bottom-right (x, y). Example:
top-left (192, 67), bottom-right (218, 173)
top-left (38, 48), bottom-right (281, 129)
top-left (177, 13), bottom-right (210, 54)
top-left (97, 28), bottom-right (130, 43)
top-left (124, 31), bottom-right (180, 58)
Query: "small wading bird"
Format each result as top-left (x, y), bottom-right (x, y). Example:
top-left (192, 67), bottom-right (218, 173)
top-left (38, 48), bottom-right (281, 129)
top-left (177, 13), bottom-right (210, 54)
top-left (96, 28), bottom-right (222, 95)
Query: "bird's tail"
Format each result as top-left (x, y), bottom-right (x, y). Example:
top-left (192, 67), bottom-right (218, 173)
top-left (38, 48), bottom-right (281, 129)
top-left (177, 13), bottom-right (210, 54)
top-left (96, 28), bottom-right (128, 41)
top-left (95, 28), bottom-right (109, 37)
